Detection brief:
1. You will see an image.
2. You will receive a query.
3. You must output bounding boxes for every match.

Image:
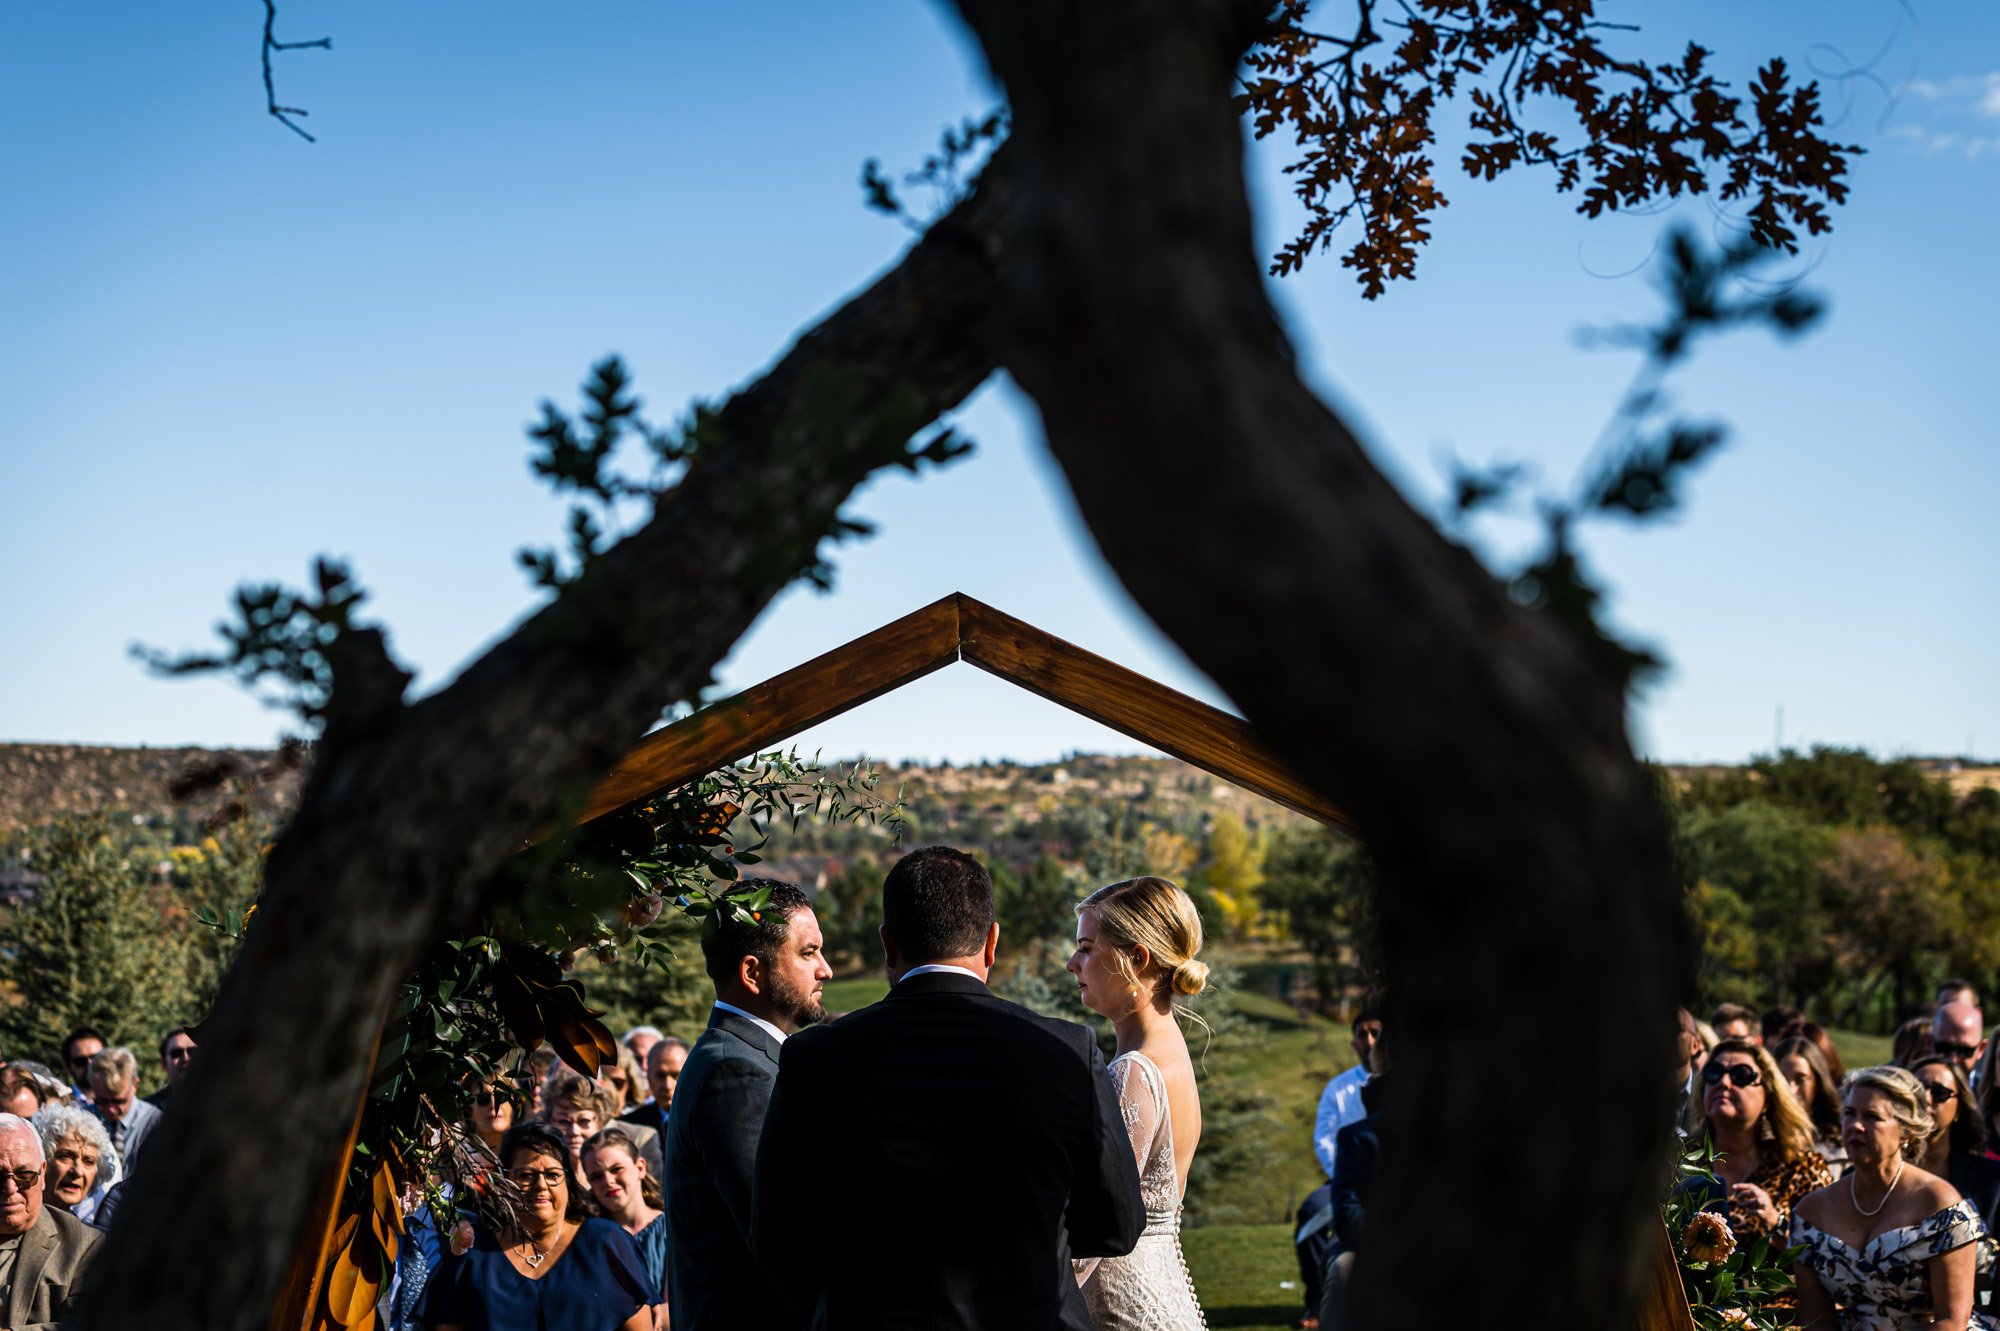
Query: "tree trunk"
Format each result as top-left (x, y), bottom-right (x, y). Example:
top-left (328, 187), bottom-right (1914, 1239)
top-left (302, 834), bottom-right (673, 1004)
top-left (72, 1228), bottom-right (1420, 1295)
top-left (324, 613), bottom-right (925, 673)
top-left (950, 3), bottom-right (1690, 1327)
top-left (68, 152), bottom-right (1017, 1330)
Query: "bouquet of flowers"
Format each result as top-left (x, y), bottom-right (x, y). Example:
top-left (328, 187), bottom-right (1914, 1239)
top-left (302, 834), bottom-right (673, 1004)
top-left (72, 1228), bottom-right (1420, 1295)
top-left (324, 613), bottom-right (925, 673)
top-left (1663, 1135), bottom-right (1807, 1329)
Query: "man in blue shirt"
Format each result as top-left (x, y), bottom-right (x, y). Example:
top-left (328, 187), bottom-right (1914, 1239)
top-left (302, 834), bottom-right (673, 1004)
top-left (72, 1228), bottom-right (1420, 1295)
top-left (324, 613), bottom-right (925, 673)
top-left (1293, 1007), bottom-right (1382, 1327)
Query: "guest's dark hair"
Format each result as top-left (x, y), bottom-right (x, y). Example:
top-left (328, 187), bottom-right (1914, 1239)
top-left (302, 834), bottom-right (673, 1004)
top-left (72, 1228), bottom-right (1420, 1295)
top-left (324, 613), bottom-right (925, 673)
top-left (1910, 1056), bottom-right (1986, 1158)
top-left (700, 880), bottom-right (811, 987)
top-left (1760, 1004), bottom-right (1803, 1044)
top-left (59, 1027), bottom-right (106, 1067)
top-left (1777, 1018), bottom-right (1846, 1084)
top-left (1770, 1036), bottom-right (1841, 1138)
top-left (1892, 1016), bottom-right (1934, 1069)
top-left (1351, 1005), bottom-right (1384, 1035)
top-left (882, 847), bottom-right (994, 963)
top-left (158, 1026), bottom-right (195, 1060)
top-left (1938, 978), bottom-right (1981, 1006)
top-left (498, 1121), bottom-right (587, 1221)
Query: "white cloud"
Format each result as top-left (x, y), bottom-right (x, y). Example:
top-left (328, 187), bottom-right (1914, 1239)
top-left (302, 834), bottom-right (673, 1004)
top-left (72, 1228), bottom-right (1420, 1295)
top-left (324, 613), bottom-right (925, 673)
top-left (1887, 70), bottom-right (2000, 159)
top-left (1904, 71), bottom-right (2000, 109)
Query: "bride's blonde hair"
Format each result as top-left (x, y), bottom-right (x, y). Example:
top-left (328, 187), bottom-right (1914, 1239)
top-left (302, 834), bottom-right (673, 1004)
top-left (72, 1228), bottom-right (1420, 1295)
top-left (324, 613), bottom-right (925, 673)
top-left (1076, 876), bottom-right (1209, 1000)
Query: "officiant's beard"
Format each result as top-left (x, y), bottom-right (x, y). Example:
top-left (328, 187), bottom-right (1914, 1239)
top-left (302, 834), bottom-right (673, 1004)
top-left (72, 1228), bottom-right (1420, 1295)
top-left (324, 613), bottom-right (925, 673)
top-left (771, 973), bottom-right (827, 1032)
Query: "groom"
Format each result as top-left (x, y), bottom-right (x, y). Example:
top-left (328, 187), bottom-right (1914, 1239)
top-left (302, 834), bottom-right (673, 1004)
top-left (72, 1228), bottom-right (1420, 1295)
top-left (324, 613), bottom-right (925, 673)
top-left (752, 846), bottom-right (1144, 1329)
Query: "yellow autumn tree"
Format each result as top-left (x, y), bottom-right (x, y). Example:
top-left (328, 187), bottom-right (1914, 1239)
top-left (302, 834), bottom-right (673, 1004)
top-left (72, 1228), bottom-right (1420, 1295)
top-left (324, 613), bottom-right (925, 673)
top-left (1204, 811), bottom-right (1267, 936)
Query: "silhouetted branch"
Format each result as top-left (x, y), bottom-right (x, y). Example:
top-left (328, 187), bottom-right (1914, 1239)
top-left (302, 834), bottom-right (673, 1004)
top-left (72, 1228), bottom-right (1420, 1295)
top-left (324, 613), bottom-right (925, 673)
top-left (261, 0), bottom-right (332, 141)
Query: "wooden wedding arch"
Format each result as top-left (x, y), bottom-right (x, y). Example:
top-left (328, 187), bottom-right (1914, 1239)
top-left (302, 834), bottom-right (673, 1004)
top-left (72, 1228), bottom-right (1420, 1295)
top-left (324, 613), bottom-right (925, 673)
top-left (276, 591), bottom-right (1693, 1331)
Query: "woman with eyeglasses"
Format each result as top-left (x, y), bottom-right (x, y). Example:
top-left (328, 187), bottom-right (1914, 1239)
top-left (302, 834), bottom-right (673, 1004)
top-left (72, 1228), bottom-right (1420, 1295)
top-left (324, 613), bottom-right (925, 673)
top-left (1693, 1039), bottom-right (1834, 1258)
top-left (1792, 1065), bottom-right (2000, 1331)
top-left (421, 1121), bottom-right (656, 1331)
top-left (1909, 1057), bottom-right (2000, 1232)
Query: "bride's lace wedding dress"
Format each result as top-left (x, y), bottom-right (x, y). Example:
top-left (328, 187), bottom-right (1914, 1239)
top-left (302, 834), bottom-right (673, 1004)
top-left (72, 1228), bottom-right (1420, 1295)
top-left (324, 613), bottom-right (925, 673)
top-left (1077, 1050), bottom-right (1206, 1330)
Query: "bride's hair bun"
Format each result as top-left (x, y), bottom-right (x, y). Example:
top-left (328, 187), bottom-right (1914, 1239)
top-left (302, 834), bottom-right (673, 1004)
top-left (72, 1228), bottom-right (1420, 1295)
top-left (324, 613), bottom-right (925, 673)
top-left (1076, 875), bottom-right (1207, 1001)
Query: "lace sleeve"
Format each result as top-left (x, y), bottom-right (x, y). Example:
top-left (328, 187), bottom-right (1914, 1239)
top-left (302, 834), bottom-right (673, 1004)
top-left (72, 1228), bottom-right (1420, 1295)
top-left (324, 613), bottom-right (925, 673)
top-left (1075, 1054), bottom-right (1166, 1287)
top-left (1108, 1054), bottom-right (1166, 1173)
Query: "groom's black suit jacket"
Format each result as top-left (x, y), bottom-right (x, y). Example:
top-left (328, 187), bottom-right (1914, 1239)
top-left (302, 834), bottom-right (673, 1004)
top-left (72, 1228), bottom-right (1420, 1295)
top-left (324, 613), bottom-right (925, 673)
top-left (752, 970), bottom-right (1145, 1331)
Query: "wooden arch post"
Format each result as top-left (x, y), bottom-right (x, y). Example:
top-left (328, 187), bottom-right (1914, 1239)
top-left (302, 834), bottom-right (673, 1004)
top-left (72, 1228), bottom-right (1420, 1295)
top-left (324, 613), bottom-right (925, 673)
top-left (278, 592), bottom-right (1694, 1331)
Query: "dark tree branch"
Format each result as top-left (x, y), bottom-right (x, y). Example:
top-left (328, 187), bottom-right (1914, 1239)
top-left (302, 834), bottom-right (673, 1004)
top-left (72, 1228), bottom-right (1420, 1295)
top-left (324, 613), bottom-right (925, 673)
top-left (262, 0), bottom-right (332, 141)
top-left (70, 146), bottom-right (1015, 1330)
top-left (950, 3), bottom-right (1686, 1329)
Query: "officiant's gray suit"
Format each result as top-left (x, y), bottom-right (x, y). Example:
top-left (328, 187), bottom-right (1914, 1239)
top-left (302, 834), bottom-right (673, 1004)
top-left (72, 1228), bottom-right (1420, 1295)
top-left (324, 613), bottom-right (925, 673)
top-left (664, 1006), bottom-right (799, 1331)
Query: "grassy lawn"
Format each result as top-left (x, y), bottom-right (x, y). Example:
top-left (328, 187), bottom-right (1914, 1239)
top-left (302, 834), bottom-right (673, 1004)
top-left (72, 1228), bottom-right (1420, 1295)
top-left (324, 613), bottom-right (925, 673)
top-left (1185, 1223), bottom-right (1306, 1330)
top-left (1828, 1026), bottom-right (1893, 1069)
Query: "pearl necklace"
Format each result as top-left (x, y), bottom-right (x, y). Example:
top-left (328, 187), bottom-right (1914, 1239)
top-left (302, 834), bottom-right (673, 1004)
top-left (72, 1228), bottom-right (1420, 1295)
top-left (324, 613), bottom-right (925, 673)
top-left (1852, 1160), bottom-right (1906, 1217)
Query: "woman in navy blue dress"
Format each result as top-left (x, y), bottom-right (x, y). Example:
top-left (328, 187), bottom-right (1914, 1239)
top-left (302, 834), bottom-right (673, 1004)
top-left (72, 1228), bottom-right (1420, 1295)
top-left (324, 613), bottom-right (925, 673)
top-left (422, 1122), bottom-right (656, 1331)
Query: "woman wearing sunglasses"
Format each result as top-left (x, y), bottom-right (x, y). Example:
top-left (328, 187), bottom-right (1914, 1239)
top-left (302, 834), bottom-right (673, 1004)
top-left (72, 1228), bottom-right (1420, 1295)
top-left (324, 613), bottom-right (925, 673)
top-left (468, 1079), bottom-right (519, 1156)
top-left (1695, 1039), bottom-right (1834, 1253)
top-left (1909, 1057), bottom-right (2000, 1231)
top-left (422, 1121), bottom-right (656, 1331)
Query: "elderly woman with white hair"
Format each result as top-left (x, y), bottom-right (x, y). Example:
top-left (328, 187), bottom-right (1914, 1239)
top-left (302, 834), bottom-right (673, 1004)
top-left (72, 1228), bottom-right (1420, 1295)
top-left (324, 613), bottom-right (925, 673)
top-left (1793, 1065), bottom-right (2000, 1331)
top-left (30, 1103), bottom-right (113, 1225)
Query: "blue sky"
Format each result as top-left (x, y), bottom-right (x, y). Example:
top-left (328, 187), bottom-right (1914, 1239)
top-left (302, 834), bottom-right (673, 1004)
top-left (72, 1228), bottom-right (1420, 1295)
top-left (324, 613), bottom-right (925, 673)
top-left (1, 2), bottom-right (1994, 767)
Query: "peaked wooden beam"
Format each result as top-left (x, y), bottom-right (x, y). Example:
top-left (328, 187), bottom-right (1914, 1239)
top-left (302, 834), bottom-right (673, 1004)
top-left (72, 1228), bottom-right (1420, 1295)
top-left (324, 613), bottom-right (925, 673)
top-left (568, 591), bottom-right (1351, 833)
top-left (570, 595), bottom-right (964, 826)
top-left (953, 595), bottom-right (1352, 830)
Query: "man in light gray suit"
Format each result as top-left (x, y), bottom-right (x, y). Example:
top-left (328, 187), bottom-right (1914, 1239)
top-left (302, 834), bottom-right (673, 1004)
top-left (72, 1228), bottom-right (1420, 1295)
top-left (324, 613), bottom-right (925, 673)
top-left (0, 1112), bottom-right (102, 1330)
top-left (87, 1047), bottom-right (161, 1174)
top-left (664, 881), bottom-right (831, 1331)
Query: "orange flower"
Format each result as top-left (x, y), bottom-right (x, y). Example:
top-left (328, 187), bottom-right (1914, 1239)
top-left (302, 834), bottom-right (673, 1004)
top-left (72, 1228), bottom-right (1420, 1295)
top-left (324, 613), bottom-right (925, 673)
top-left (1683, 1211), bottom-right (1737, 1265)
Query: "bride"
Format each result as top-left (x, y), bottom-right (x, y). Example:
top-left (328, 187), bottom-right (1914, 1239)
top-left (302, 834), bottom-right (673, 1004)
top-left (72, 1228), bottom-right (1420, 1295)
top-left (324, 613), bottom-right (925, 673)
top-left (1066, 876), bottom-right (1210, 1330)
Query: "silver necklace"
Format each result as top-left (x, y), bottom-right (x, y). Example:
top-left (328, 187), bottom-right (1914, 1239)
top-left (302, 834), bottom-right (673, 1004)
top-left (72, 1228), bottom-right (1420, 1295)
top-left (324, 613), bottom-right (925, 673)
top-left (1852, 1160), bottom-right (1906, 1217)
top-left (519, 1234), bottom-right (551, 1267)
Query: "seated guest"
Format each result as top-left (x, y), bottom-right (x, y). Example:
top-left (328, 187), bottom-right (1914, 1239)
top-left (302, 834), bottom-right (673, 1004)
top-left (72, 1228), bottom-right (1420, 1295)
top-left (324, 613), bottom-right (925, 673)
top-left (1941, 979), bottom-right (1983, 1012)
top-left (1778, 1019), bottom-right (1848, 1086)
top-left (1761, 1005), bottom-right (1804, 1047)
top-left (144, 1028), bottom-right (196, 1110)
top-left (1, 1066), bottom-right (49, 1120)
top-left (87, 1047), bottom-right (160, 1173)
top-left (1910, 1056), bottom-right (2000, 1230)
top-left (0, 1112), bottom-right (102, 1327)
top-left (1979, 1050), bottom-right (2000, 1161)
top-left (1895, 1016), bottom-right (1936, 1069)
top-left (1934, 1003), bottom-right (1989, 1082)
top-left (468, 1077), bottom-right (517, 1156)
top-left (1693, 1020), bottom-right (1719, 1080)
top-left (1692, 1040), bottom-right (1834, 1251)
top-left (418, 1121), bottom-right (654, 1331)
top-left (30, 1103), bottom-right (112, 1225)
top-left (598, 1047), bottom-right (644, 1120)
top-left (581, 1126), bottom-right (668, 1325)
top-left (1295, 1009), bottom-right (1382, 1322)
top-left (1318, 1046), bottom-right (1389, 1331)
top-left (620, 1040), bottom-right (686, 1137)
top-left (1792, 1065), bottom-right (1999, 1331)
top-left (521, 1050), bottom-right (557, 1120)
top-left (1773, 1035), bottom-right (1848, 1168)
top-left (622, 1027), bottom-right (664, 1076)
top-left (1710, 1003), bottom-right (1759, 1046)
top-left (543, 1069), bottom-right (661, 1190)
top-left (1676, 1007), bottom-right (1708, 1138)
top-left (58, 1029), bottom-right (104, 1105)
